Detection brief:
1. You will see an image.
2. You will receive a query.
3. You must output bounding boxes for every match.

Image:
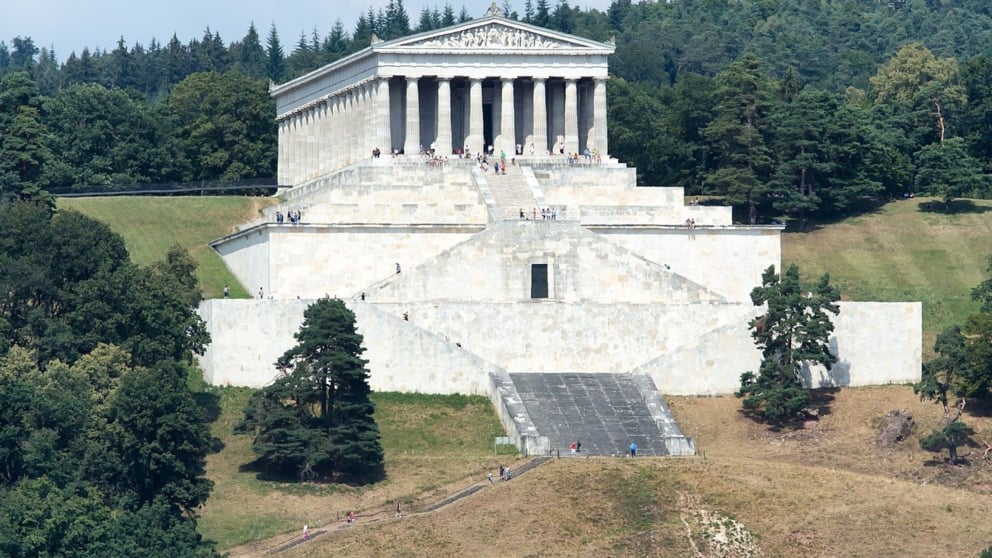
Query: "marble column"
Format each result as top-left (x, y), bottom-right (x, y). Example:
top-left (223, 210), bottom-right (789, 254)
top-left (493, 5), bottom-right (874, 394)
top-left (328, 97), bottom-right (339, 169)
top-left (467, 78), bottom-right (483, 156)
top-left (532, 78), bottom-right (548, 155)
top-left (564, 78), bottom-right (579, 155)
top-left (497, 78), bottom-right (515, 157)
top-left (315, 102), bottom-right (326, 177)
top-left (291, 114), bottom-right (301, 183)
top-left (594, 79), bottom-right (608, 157)
top-left (277, 119), bottom-right (287, 185)
top-left (375, 79), bottom-right (391, 156)
top-left (436, 78), bottom-right (452, 155)
top-left (403, 77), bottom-right (420, 155)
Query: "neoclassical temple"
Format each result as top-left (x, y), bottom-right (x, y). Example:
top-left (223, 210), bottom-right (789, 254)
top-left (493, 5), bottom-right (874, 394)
top-left (272, 4), bottom-right (613, 185)
top-left (200, 4), bottom-right (921, 455)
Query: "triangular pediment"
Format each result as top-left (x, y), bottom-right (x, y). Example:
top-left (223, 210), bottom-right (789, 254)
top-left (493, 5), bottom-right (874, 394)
top-left (379, 18), bottom-right (613, 52)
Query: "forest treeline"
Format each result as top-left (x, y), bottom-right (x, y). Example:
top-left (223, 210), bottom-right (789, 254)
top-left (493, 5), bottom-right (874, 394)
top-left (4, 0), bottom-right (992, 226)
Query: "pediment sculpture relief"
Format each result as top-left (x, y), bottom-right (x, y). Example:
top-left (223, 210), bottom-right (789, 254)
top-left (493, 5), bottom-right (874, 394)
top-left (411, 24), bottom-right (575, 49)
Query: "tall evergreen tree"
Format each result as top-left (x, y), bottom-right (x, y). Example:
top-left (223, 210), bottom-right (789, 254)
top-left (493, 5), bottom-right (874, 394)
top-left (238, 298), bottom-right (384, 482)
top-left (535, 0), bottom-right (552, 27)
top-left (737, 265), bottom-right (840, 422)
top-left (231, 23), bottom-right (267, 79)
top-left (703, 53), bottom-right (774, 224)
top-left (265, 23), bottom-right (285, 83)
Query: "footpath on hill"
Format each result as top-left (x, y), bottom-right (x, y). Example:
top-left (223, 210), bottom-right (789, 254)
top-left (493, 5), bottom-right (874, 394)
top-left (224, 455), bottom-right (550, 557)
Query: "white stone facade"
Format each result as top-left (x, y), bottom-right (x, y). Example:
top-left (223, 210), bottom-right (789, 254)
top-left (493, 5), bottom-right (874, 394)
top-left (271, 13), bottom-right (614, 185)
top-left (200, 10), bottom-right (922, 397)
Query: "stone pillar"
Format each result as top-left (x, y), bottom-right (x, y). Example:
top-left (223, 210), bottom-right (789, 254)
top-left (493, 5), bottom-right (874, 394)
top-left (277, 119), bottom-right (286, 185)
top-left (328, 97), bottom-right (338, 170)
top-left (564, 78), bottom-right (579, 155)
top-left (403, 77), bottom-right (420, 155)
top-left (375, 79), bottom-right (391, 156)
top-left (497, 78), bottom-right (515, 158)
top-left (315, 102), bottom-right (326, 177)
top-left (532, 78), bottom-right (548, 155)
top-left (467, 78), bottom-right (483, 156)
top-left (436, 78), bottom-right (452, 155)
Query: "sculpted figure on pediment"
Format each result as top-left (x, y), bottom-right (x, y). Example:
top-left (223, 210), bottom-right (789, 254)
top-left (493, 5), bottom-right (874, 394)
top-left (413, 25), bottom-right (571, 49)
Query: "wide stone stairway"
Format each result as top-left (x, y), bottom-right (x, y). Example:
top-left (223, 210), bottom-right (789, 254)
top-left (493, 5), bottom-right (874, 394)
top-left (509, 372), bottom-right (693, 457)
top-left (483, 163), bottom-right (539, 220)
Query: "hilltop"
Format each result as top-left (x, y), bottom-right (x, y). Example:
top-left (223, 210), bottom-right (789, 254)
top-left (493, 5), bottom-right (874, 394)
top-left (58, 194), bottom-right (992, 556)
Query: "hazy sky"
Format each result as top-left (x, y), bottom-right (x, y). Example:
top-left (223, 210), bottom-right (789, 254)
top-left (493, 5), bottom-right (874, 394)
top-left (0, 0), bottom-right (614, 60)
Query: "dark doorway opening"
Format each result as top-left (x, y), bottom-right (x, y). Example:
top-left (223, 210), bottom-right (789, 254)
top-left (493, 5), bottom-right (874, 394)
top-left (483, 102), bottom-right (493, 153)
top-left (531, 264), bottom-right (548, 299)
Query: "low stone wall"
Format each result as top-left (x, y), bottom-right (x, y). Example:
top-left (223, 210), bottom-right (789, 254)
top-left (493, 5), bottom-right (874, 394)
top-left (198, 300), bottom-right (921, 397)
top-left (635, 301), bottom-right (922, 395)
top-left (198, 298), bottom-right (497, 395)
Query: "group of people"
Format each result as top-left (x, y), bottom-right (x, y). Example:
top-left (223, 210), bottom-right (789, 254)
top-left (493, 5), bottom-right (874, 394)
top-left (495, 464), bottom-right (512, 481)
top-left (275, 210), bottom-right (303, 224)
top-left (569, 440), bottom-right (583, 453)
top-left (520, 206), bottom-right (559, 220)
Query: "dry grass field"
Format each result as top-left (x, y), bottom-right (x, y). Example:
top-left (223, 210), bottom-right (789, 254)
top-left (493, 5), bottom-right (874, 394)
top-left (260, 386), bottom-right (992, 558)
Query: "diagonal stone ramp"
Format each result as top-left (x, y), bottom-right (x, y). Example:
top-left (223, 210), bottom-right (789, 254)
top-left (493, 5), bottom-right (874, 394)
top-left (508, 372), bottom-right (694, 457)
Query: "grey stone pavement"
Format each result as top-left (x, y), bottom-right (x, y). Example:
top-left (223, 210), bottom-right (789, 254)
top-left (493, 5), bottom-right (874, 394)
top-left (510, 372), bottom-right (676, 457)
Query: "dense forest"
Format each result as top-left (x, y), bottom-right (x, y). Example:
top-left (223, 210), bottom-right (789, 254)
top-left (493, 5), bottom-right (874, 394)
top-left (0, 202), bottom-right (219, 556)
top-left (5, 0), bottom-right (992, 226)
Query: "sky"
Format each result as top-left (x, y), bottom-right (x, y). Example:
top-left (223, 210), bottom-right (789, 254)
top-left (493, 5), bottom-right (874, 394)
top-left (0, 0), bottom-right (614, 60)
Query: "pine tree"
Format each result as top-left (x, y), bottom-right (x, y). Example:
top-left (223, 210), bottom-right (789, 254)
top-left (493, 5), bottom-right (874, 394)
top-left (265, 23), bottom-right (285, 83)
top-left (535, 0), bottom-right (552, 27)
top-left (237, 298), bottom-right (384, 482)
top-left (737, 265), bottom-right (840, 422)
top-left (703, 53), bottom-right (775, 225)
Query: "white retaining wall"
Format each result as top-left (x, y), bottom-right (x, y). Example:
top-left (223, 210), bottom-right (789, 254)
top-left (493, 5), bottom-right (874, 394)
top-left (197, 299), bottom-right (921, 396)
top-left (595, 226), bottom-right (782, 302)
top-left (213, 224), bottom-right (482, 299)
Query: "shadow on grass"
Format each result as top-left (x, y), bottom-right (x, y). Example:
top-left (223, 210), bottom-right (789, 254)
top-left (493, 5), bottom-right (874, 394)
top-left (964, 396), bottom-right (992, 418)
top-left (736, 387), bottom-right (839, 431)
top-left (776, 196), bottom-right (891, 233)
top-left (917, 199), bottom-right (992, 214)
top-left (238, 459), bottom-right (386, 487)
top-left (194, 390), bottom-right (222, 422)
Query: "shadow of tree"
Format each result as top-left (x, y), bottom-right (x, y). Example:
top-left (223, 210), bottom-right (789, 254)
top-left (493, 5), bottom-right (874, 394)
top-left (917, 199), bottom-right (992, 214)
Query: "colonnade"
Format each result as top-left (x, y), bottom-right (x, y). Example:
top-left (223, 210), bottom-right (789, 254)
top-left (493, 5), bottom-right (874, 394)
top-left (277, 74), bottom-right (609, 187)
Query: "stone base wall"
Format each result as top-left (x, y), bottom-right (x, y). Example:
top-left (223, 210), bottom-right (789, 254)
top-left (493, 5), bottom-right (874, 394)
top-left (197, 299), bottom-right (921, 396)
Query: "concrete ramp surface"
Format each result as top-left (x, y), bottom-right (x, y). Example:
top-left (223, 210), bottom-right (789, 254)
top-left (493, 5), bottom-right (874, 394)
top-left (508, 372), bottom-right (693, 457)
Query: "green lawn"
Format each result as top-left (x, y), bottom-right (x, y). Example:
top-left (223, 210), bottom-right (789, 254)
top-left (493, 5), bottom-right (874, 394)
top-left (782, 197), bottom-right (992, 350)
top-left (58, 196), bottom-right (276, 299)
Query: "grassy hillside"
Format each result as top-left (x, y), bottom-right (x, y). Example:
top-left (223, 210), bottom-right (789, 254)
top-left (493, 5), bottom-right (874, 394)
top-left (257, 385), bottom-right (992, 558)
top-left (203, 390), bottom-right (515, 552)
top-left (782, 197), bottom-right (992, 351)
top-left (58, 196), bottom-right (276, 299)
top-left (59, 194), bottom-right (992, 556)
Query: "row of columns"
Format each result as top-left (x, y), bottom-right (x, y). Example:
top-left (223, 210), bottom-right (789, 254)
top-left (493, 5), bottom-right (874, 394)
top-left (399, 75), bottom-right (608, 158)
top-left (277, 79), bottom-right (387, 186)
top-left (277, 75), bottom-right (608, 187)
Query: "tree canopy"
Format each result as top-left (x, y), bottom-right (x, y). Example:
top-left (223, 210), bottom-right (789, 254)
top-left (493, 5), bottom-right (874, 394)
top-left (0, 200), bottom-right (217, 555)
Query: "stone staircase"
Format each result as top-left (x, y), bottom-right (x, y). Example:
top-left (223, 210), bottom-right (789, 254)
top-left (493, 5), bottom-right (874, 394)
top-left (483, 163), bottom-right (539, 220)
top-left (508, 372), bottom-right (694, 457)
